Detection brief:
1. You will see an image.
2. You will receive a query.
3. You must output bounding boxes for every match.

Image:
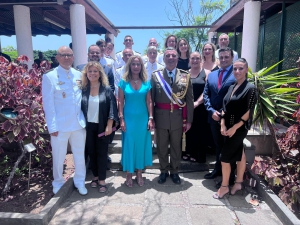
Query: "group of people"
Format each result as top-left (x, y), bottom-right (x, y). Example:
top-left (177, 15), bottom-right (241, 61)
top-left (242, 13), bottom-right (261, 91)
top-left (42, 33), bottom-right (257, 199)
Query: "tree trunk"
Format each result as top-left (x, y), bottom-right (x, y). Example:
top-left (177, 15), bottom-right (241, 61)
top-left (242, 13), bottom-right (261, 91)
top-left (1, 142), bottom-right (26, 197)
top-left (266, 120), bottom-right (281, 157)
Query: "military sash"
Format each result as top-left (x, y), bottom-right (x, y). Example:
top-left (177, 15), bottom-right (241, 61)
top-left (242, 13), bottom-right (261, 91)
top-left (154, 71), bottom-right (184, 106)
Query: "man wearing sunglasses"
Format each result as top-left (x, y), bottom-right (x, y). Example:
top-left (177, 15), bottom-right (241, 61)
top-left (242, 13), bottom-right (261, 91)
top-left (115, 35), bottom-right (141, 68)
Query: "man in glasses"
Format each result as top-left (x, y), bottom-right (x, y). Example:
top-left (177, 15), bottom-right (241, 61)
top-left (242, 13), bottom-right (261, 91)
top-left (77, 44), bottom-right (114, 92)
top-left (42, 46), bottom-right (88, 196)
top-left (115, 35), bottom-right (140, 68)
top-left (215, 33), bottom-right (238, 62)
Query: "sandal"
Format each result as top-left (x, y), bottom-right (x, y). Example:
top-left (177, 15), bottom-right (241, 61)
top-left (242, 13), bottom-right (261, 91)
top-left (125, 173), bottom-right (133, 187)
top-left (190, 157), bottom-right (197, 163)
top-left (213, 185), bottom-right (230, 199)
top-left (90, 179), bottom-right (98, 188)
top-left (98, 184), bottom-right (107, 193)
top-left (182, 155), bottom-right (189, 161)
top-left (136, 171), bottom-right (144, 187)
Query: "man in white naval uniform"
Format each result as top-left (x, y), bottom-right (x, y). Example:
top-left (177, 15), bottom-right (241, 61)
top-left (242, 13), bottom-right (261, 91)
top-left (142, 38), bottom-right (161, 63)
top-left (114, 48), bottom-right (133, 99)
top-left (215, 33), bottom-right (238, 62)
top-left (42, 46), bottom-right (88, 195)
top-left (144, 46), bottom-right (164, 81)
top-left (115, 35), bottom-right (140, 68)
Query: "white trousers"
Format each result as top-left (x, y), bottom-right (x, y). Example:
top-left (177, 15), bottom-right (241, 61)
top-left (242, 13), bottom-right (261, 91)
top-left (50, 128), bottom-right (86, 189)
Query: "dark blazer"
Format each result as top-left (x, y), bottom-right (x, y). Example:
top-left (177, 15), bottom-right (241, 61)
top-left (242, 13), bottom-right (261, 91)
top-left (151, 68), bottom-right (194, 131)
top-left (81, 85), bottom-right (119, 143)
top-left (77, 63), bottom-right (115, 92)
top-left (203, 65), bottom-right (236, 124)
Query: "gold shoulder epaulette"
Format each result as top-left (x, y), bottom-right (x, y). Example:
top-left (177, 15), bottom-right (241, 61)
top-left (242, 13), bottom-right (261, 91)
top-left (153, 68), bottom-right (164, 73)
top-left (178, 68), bottom-right (189, 73)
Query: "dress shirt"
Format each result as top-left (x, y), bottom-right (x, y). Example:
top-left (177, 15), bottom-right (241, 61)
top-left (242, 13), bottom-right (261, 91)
top-left (144, 61), bottom-right (164, 81)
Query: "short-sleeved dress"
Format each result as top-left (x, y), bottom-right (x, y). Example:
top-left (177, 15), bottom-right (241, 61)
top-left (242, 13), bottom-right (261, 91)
top-left (221, 80), bottom-right (257, 163)
top-left (118, 79), bottom-right (153, 173)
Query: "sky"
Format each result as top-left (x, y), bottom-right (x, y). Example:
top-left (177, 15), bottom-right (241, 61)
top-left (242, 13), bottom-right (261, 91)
top-left (0, 0), bottom-right (229, 54)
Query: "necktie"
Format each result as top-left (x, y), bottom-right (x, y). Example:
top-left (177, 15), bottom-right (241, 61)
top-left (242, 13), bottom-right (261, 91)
top-left (218, 69), bottom-right (226, 89)
top-left (169, 71), bottom-right (173, 86)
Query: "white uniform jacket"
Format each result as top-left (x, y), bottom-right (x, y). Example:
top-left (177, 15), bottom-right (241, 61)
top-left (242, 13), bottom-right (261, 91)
top-left (42, 65), bottom-right (86, 133)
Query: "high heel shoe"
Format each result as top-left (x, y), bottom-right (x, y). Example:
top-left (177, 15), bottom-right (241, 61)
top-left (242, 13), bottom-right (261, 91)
top-left (136, 171), bottom-right (144, 187)
top-left (125, 173), bottom-right (133, 187)
top-left (230, 181), bottom-right (245, 195)
top-left (213, 185), bottom-right (230, 199)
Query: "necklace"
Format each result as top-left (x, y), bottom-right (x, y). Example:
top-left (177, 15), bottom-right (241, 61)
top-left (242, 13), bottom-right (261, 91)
top-left (91, 83), bottom-right (100, 88)
top-left (133, 79), bottom-right (139, 85)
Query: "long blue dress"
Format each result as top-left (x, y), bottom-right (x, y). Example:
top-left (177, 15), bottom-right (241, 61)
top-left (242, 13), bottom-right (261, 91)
top-left (119, 79), bottom-right (153, 173)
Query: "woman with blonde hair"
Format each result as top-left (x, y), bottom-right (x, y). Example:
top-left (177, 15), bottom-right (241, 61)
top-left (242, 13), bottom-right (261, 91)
top-left (81, 61), bottom-right (118, 193)
top-left (118, 55), bottom-right (154, 187)
top-left (202, 42), bottom-right (219, 72)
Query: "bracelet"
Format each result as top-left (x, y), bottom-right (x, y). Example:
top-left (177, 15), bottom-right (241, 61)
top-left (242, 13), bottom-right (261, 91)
top-left (219, 114), bottom-right (225, 119)
top-left (149, 116), bottom-right (153, 120)
top-left (119, 115), bottom-right (124, 119)
top-left (240, 118), bottom-right (247, 123)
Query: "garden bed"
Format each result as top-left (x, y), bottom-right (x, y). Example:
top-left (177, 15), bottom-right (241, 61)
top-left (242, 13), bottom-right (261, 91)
top-left (0, 151), bottom-right (74, 214)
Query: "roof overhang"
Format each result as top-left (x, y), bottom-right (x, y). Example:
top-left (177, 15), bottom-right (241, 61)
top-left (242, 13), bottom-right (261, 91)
top-left (208, 0), bottom-right (298, 33)
top-left (0, 0), bottom-right (119, 36)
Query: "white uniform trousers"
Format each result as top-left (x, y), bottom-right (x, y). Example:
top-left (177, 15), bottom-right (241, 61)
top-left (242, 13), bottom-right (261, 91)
top-left (50, 128), bottom-right (86, 189)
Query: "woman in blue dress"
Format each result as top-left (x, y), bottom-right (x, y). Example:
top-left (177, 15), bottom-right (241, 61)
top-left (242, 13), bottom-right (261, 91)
top-left (118, 55), bottom-right (154, 187)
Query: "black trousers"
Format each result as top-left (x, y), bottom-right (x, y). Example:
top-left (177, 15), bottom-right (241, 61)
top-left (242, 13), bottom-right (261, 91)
top-left (86, 122), bottom-right (108, 180)
top-left (210, 123), bottom-right (236, 178)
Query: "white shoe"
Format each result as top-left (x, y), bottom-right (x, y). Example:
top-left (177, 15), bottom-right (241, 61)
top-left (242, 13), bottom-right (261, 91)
top-left (77, 187), bottom-right (88, 195)
top-left (53, 187), bottom-right (61, 195)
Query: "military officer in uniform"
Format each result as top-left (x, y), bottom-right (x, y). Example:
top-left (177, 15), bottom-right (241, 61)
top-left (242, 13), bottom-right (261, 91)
top-left (42, 46), bottom-right (87, 195)
top-left (144, 46), bottom-right (164, 81)
top-left (151, 47), bottom-right (194, 184)
top-left (115, 35), bottom-right (140, 68)
top-left (114, 48), bottom-right (133, 99)
top-left (142, 38), bottom-right (161, 63)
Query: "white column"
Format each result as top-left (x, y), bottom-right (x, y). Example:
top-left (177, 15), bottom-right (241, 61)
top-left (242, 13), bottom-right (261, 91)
top-left (105, 33), bottom-right (115, 58)
top-left (13, 5), bottom-right (34, 69)
top-left (70, 4), bottom-right (87, 67)
top-left (241, 1), bottom-right (261, 72)
top-left (208, 32), bottom-right (214, 43)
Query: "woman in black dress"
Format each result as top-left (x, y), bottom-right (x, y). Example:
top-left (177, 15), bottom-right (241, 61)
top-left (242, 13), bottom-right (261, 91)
top-left (81, 61), bottom-right (119, 193)
top-left (176, 38), bottom-right (190, 71)
top-left (213, 58), bottom-right (257, 199)
top-left (185, 52), bottom-right (210, 162)
top-left (202, 42), bottom-right (218, 72)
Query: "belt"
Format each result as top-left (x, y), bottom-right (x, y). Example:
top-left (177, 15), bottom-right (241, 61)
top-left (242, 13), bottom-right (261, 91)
top-left (156, 102), bottom-right (180, 112)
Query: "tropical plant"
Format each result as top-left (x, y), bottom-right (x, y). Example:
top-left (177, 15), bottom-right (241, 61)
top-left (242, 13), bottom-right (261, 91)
top-left (250, 60), bottom-right (300, 216)
top-left (0, 56), bottom-right (51, 196)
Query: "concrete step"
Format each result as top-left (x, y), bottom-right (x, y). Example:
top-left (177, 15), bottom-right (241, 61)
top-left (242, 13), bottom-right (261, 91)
top-left (108, 139), bottom-right (214, 171)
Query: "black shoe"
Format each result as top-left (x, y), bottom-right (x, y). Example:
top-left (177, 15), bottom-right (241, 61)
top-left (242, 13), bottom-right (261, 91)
top-left (215, 179), bottom-right (235, 189)
top-left (158, 173), bottom-right (169, 184)
top-left (204, 170), bottom-right (222, 179)
top-left (107, 156), bottom-right (112, 163)
top-left (170, 173), bottom-right (181, 184)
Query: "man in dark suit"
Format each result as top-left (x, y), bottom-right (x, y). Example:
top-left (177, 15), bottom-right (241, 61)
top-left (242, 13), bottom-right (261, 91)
top-left (203, 47), bottom-right (237, 187)
top-left (76, 44), bottom-right (115, 92)
top-left (151, 47), bottom-right (194, 184)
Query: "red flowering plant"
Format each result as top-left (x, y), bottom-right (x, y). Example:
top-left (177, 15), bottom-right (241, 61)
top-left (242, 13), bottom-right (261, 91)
top-left (0, 56), bottom-right (51, 196)
top-left (250, 60), bottom-right (300, 216)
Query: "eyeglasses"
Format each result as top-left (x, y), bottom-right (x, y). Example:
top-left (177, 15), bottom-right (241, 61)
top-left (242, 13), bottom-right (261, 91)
top-left (124, 39), bottom-right (132, 42)
top-left (58, 54), bottom-right (73, 58)
top-left (89, 51), bottom-right (100, 55)
top-left (219, 38), bottom-right (228, 41)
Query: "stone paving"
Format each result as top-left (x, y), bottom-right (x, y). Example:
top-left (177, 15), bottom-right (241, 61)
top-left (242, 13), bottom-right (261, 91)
top-left (49, 169), bottom-right (282, 225)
